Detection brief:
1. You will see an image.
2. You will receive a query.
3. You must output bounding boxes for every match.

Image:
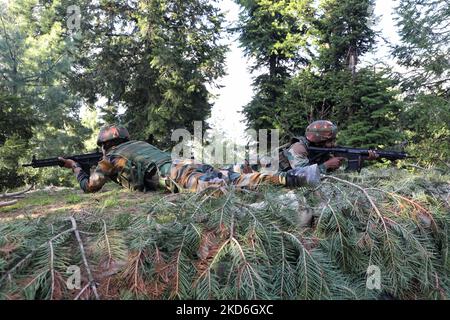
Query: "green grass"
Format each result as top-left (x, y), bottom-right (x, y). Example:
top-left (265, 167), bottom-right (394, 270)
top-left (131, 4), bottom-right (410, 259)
top-left (65, 194), bottom-right (84, 204)
top-left (0, 185), bottom-right (139, 216)
top-left (101, 197), bottom-right (120, 208)
top-left (2, 183), bottom-right (169, 219)
top-left (0, 191), bottom-right (54, 213)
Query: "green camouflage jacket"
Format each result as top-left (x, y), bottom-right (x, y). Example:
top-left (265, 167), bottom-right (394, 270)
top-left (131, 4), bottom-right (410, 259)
top-left (280, 136), bottom-right (330, 174)
top-left (76, 140), bottom-right (172, 193)
top-left (75, 140), bottom-right (318, 193)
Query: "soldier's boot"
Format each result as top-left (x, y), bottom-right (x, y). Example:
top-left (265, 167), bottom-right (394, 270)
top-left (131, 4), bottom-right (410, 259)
top-left (285, 164), bottom-right (321, 188)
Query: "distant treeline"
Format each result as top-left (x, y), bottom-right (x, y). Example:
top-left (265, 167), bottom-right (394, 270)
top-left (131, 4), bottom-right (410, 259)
top-left (1, 0), bottom-right (449, 190)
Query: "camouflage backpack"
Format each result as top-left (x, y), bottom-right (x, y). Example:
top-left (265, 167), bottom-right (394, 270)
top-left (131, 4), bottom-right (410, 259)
top-left (107, 140), bottom-right (172, 191)
top-left (278, 136), bottom-right (310, 171)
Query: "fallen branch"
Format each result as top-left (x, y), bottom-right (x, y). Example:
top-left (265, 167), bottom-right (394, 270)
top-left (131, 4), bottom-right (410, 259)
top-left (69, 217), bottom-right (100, 300)
top-left (0, 185), bottom-right (33, 199)
top-left (102, 219), bottom-right (112, 270)
top-left (74, 284), bottom-right (90, 300)
top-left (9, 195), bottom-right (25, 199)
top-left (0, 200), bottom-right (18, 207)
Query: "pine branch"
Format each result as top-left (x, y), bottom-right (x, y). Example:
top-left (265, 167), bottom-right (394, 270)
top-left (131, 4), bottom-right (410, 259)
top-left (368, 187), bottom-right (437, 231)
top-left (323, 176), bottom-right (390, 237)
top-left (327, 204), bottom-right (346, 267)
top-left (1, 168), bottom-right (449, 299)
top-left (323, 175), bottom-right (398, 270)
top-left (74, 284), bottom-right (90, 300)
top-left (102, 219), bottom-right (112, 270)
top-left (49, 241), bottom-right (55, 300)
top-left (69, 217), bottom-right (100, 300)
top-left (0, 227), bottom-right (75, 287)
top-left (230, 237), bottom-right (257, 299)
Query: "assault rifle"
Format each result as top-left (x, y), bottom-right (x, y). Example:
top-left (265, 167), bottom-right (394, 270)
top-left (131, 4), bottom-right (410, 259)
top-left (23, 151), bottom-right (103, 174)
top-left (307, 146), bottom-right (414, 172)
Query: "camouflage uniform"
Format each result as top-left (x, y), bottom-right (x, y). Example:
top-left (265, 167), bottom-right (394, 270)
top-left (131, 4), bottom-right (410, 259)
top-left (262, 120), bottom-right (338, 174)
top-left (76, 140), bottom-right (312, 193)
top-left (281, 120), bottom-right (339, 174)
top-left (280, 137), bottom-right (328, 174)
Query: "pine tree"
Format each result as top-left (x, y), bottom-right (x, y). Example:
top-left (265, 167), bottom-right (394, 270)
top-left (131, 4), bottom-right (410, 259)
top-left (0, 92), bottom-right (36, 190)
top-left (330, 68), bottom-right (403, 148)
top-left (316, 0), bottom-right (377, 74)
top-left (0, 0), bottom-right (92, 189)
top-left (276, 67), bottom-right (403, 148)
top-left (238, 0), bottom-right (402, 148)
top-left (68, 0), bottom-right (227, 149)
top-left (394, 0), bottom-right (450, 91)
top-left (235, 0), bottom-right (316, 132)
top-left (393, 0), bottom-right (450, 164)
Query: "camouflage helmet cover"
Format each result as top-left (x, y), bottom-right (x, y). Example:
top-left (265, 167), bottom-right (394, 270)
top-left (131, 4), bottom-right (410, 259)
top-left (97, 124), bottom-right (130, 146)
top-left (305, 120), bottom-right (338, 143)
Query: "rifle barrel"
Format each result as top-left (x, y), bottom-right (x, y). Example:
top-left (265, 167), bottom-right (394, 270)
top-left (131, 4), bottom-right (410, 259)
top-left (22, 152), bottom-right (102, 168)
top-left (308, 146), bottom-right (411, 159)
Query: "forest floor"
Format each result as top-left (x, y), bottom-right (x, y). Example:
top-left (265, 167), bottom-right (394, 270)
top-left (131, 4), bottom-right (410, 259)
top-left (0, 184), bottom-right (162, 222)
top-left (1, 167), bottom-right (450, 299)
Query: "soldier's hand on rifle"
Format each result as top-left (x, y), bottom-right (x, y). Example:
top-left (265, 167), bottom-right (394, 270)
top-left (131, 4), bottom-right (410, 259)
top-left (367, 150), bottom-right (379, 160)
top-left (58, 157), bottom-right (78, 170)
top-left (324, 157), bottom-right (345, 170)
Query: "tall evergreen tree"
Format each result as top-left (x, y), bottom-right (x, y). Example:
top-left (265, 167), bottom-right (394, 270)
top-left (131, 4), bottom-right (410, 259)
top-left (69, 0), bottom-right (227, 148)
top-left (394, 0), bottom-right (450, 91)
top-left (305, 0), bottom-right (401, 147)
top-left (393, 0), bottom-right (450, 163)
top-left (235, 0), bottom-right (316, 131)
top-left (278, 67), bottom-right (403, 148)
top-left (316, 0), bottom-right (377, 74)
top-left (238, 0), bottom-right (402, 148)
top-left (0, 91), bottom-right (36, 189)
top-left (0, 0), bottom-right (91, 189)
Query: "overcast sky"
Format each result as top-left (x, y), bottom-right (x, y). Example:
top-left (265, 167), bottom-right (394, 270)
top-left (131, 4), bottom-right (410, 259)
top-left (208, 0), bottom-right (401, 141)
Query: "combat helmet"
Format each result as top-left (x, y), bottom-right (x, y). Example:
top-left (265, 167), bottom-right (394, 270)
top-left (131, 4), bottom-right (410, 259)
top-left (305, 120), bottom-right (337, 143)
top-left (97, 124), bottom-right (130, 146)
